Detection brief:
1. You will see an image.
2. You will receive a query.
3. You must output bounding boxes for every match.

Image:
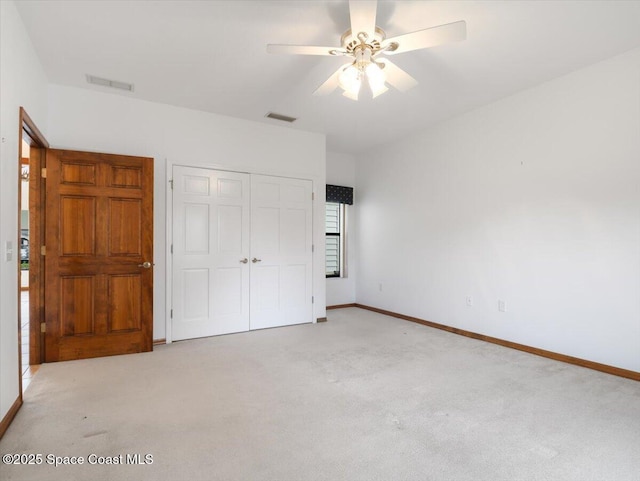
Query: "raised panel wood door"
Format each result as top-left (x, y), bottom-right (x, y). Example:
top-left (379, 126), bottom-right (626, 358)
top-left (44, 149), bottom-right (153, 362)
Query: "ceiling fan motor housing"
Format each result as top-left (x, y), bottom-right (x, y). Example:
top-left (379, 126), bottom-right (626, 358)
top-left (341, 26), bottom-right (386, 55)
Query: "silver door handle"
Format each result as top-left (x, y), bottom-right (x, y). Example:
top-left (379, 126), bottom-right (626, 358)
top-left (252, 258), bottom-right (262, 263)
top-left (240, 258), bottom-right (248, 264)
top-left (138, 261), bottom-right (153, 268)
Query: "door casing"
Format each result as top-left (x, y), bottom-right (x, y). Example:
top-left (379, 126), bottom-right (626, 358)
top-left (19, 107), bottom-right (49, 368)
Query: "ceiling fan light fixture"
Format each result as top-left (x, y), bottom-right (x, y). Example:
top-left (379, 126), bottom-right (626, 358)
top-left (337, 48), bottom-right (390, 101)
top-left (342, 89), bottom-right (360, 101)
top-left (371, 83), bottom-right (388, 99)
top-left (338, 64), bottom-right (361, 100)
top-left (366, 62), bottom-right (386, 94)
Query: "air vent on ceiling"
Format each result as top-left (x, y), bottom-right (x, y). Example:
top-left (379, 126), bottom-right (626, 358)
top-left (86, 74), bottom-right (134, 92)
top-left (265, 112), bottom-right (297, 123)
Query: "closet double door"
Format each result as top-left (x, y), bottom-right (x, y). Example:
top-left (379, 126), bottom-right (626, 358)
top-left (172, 166), bottom-right (313, 341)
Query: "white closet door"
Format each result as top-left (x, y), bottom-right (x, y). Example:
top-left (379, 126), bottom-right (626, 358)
top-left (250, 175), bottom-right (313, 329)
top-left (172, 166), bottom-right (250, 340)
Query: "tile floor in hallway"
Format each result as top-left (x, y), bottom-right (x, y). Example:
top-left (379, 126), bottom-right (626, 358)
top-left (21, 289), bottom-right (39, 390)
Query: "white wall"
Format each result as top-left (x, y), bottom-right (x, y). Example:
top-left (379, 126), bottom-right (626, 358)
top-left (326, 152), bottom-right (357, 306)
top-left (0, 0), bottom-right (49, 421)
top-left (355, 47), bottom-right (640, 372)
top-left (46, 84), bottom-right (326, 339)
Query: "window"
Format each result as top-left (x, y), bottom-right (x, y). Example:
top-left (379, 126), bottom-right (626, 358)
top-left (325, 202), bottom-right (345, 277)
top-left (325, 184), bottom-right (353, 278)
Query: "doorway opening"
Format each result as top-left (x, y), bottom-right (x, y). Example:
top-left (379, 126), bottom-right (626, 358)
top-left (19, 140), bottom-right (34, 388)
top-left (18, 107), bottom-right (49, 393)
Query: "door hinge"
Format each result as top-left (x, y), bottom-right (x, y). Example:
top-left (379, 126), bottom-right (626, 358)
top-left (312, 296), bottom-right (314, 304)
top-left (170, 244), bottom-right (173, 254)
top-left (312, 244), bottom-right (314, 253)
top-left (40, 322), bottom-right (46, 333)
top-left (169, 179), bottom-right (173, 189)
top-left (170, 309), bottom-right (173, 319)
top-left (312, 192), bottom-right (314, 201)
top-left (41, 245), bottom-right (46, 256)
top-left (41, 167), bottom-right (47, 178)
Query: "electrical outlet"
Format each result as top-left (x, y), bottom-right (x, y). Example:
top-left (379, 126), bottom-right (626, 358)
top-left (498, 299), bottom-right (507, 312)
top-left (466, 296), bottom-right (473, 307)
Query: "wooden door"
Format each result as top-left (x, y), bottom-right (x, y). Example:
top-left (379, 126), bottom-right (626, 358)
top-left (171, 166), bottom-right (250, 340)
top-left (44, 149), bottom-right (153, 361)
top-left (249, 175), bottom-right (313, 330)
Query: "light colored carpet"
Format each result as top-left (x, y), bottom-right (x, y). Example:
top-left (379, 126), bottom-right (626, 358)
top-left (1, 307), bottom-right (639, 481)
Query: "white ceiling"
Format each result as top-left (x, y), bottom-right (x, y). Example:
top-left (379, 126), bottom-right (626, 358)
top-left (15, 0), bottom-right (640, 154)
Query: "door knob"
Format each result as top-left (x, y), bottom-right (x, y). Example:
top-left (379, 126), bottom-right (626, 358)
top-left (252, 258), bottom-right (262, 263)
top-left (240, 258), bottom-right (248, 264)
top-left (138, 261), bottom-right (153, 268)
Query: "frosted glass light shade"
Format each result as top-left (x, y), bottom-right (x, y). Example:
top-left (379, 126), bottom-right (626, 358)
top-left (365, 63), bottom-right (387, 98)
top-left (338, 65), bottom-right (361, 99)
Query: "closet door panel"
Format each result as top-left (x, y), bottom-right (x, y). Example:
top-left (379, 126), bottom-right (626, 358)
top-left (172, 167), bottom-right (250, 340)
top-left (250, 175), bottom-right (313, 330)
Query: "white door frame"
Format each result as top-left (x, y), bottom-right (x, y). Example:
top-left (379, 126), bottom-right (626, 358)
top-left (165, 161), bottom-right (319, 344)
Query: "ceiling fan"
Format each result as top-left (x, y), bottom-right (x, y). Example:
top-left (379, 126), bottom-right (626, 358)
top-left (267, 0), bottom-right (466, 100)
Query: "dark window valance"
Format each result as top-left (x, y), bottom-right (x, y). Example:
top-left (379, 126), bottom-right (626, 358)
top-left (326, 184), bottom-right (353, 205)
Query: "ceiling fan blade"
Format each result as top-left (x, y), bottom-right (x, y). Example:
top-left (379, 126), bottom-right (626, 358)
top-left (378, 59), bottom-right (418, 92)
top-left (349, 0), bottom-right (377, 40)
top-left (267, 44), bottom-right (346, 56)
top-left (313, 65), bottom-right (347, 96)
top-left (382, 20), bottom-right (466, 55)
